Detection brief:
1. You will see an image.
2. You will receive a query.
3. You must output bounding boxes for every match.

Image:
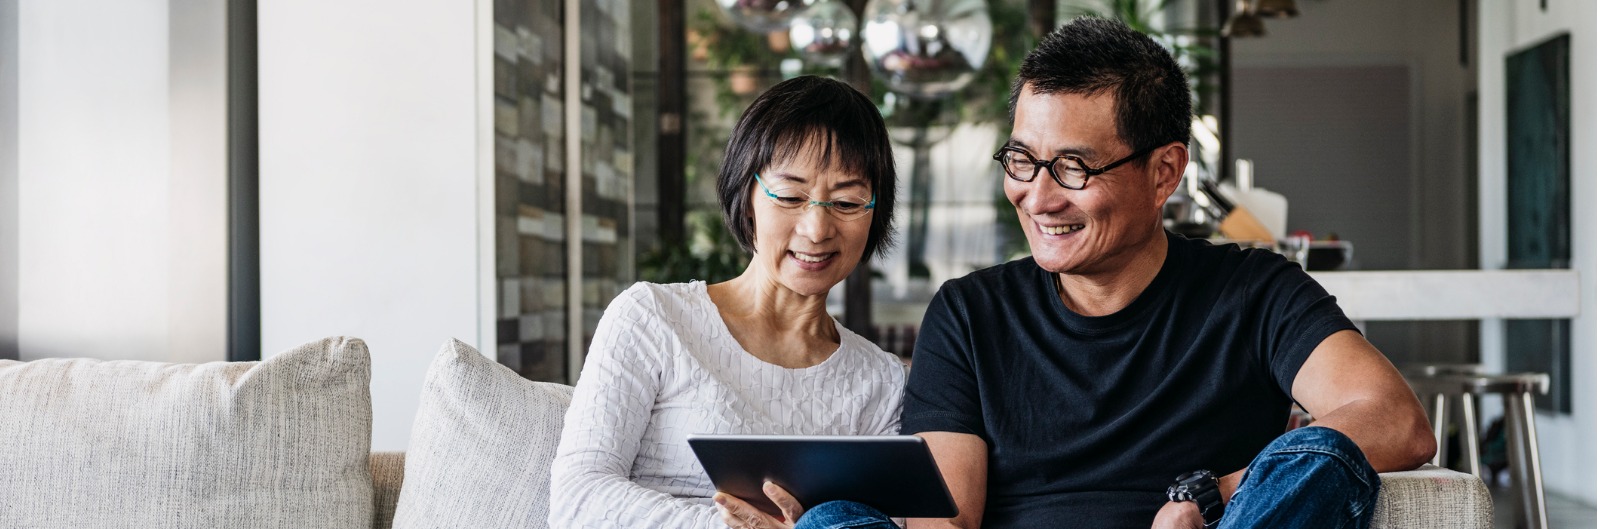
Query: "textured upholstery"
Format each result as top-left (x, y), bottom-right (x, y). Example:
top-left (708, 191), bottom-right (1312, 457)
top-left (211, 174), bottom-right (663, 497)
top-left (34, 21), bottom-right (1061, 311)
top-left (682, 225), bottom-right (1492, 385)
top-left (1371, 465), bottom-right (1492, 529)
top-left (0, 333), bottom-right (1486, 529)
top-left (373, 458), bottom-right (1490, 529)
top-left (0, 336), bottom-right (375, 529)
top-left (371, 452), bottom-right (407, 529)
top-left (391, 339), bottom-right (574, 529)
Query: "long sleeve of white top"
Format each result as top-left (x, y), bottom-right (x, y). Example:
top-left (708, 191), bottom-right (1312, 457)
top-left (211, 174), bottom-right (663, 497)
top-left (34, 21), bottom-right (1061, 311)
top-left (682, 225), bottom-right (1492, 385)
top-left (548, 286), bottom-right (723, 529)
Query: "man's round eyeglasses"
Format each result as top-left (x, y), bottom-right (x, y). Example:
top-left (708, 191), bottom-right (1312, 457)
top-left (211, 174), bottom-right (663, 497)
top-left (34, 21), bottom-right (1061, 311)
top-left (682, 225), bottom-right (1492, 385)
top-left (754, 173), bottom-right (876, 221)
top-left (992, 144), bottom-right (1160, 190)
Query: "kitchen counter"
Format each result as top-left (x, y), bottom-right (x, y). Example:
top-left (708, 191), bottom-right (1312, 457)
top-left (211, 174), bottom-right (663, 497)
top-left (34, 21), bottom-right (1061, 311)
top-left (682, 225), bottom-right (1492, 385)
top-left (1308, 269), bottom-right (1581, 320)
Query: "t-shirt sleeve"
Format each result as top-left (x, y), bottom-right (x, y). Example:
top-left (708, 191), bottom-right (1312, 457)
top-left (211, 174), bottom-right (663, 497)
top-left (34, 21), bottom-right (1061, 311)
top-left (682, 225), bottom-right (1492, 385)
top-left (1255, 257), bottom-right (1359, 399)
top-left (900, 285), bottom-right (986, 440)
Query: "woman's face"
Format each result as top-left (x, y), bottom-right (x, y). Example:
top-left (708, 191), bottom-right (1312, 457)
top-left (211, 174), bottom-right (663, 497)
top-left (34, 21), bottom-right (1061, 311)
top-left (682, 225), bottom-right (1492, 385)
top-left (746, 143), bottom-right (875, 297)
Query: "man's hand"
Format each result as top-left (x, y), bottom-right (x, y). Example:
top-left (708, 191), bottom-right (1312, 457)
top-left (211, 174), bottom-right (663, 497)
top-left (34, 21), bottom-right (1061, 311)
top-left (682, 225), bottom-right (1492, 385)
top-left (1150, 501), bottom-right (1204, 529)
top-left (714, 481), bottom-right (805, 529)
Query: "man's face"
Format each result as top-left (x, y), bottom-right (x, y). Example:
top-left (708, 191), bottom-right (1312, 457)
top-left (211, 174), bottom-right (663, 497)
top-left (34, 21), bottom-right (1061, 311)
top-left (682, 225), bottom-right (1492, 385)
top-left (1004, 87), bottom-right (1171, 276)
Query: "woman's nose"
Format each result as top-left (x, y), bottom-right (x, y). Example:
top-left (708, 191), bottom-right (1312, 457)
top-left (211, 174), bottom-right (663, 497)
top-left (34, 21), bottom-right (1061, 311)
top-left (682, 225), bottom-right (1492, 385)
top-left (793, 205), bottom-right (837, 242)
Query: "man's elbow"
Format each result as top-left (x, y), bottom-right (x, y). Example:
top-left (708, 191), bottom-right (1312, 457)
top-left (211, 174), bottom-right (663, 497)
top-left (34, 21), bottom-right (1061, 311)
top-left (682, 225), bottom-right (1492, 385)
top-left (1400, 411), bottom-right (1438, 469)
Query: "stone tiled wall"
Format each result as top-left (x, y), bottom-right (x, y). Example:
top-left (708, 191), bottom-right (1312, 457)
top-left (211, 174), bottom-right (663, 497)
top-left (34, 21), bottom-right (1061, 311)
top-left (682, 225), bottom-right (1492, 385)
top-left (494, 0), bottom-right (631, 382)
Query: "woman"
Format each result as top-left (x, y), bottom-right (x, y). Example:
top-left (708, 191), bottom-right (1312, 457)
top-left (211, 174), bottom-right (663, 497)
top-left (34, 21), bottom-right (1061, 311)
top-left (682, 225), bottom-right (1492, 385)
top-left (548, 76), bottom-right (903, 529)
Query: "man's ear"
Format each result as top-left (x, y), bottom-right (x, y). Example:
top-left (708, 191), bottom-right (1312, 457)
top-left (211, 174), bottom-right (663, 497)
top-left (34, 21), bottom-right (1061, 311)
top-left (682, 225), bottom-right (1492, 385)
top-left (1150, 142), bottom-right (1189, 209)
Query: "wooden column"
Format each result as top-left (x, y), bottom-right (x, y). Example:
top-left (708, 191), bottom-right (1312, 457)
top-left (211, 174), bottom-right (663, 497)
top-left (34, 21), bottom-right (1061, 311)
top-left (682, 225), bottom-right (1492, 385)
top-left (657, 0), bottom-right (686, 247)
top-left (1215, 0), bottom-right (1232, 183)
top-left (839, 0), bottom-right (875, 342)
top-left (1029, 0), bottom-right (1056, 38)
top-left (227, 0), bottom-right (261, 361)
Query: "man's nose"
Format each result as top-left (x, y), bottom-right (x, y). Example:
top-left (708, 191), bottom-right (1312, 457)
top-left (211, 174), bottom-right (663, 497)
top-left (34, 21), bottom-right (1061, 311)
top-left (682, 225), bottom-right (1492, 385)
top-left (1016, 176), bottom-right (1070, 214)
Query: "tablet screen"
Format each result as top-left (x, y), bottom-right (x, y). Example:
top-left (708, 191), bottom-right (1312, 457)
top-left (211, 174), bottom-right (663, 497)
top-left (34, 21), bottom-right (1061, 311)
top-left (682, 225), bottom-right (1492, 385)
top-left (687, 434), bottom-right (958, 519)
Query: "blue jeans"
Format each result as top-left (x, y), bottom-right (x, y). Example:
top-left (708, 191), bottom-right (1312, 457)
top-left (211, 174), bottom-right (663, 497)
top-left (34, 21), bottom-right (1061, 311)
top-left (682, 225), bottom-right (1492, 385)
top-left (793, 426), bottom-right (1380, 529)
top-left (794, 500), bottom-right (898, 529)
top-left (1218, 426), bottom-right (1381, 529)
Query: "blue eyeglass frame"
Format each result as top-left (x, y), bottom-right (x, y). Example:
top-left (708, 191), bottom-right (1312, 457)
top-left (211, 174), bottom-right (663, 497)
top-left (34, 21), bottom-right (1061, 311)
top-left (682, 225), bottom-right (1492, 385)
top-left (753, 173), bottom-right (876, 213)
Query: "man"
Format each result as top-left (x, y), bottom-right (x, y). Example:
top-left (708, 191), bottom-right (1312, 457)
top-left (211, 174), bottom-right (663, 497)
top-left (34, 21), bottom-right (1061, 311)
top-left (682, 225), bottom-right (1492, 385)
top-left (898, 17), bottom-right (1435, 529)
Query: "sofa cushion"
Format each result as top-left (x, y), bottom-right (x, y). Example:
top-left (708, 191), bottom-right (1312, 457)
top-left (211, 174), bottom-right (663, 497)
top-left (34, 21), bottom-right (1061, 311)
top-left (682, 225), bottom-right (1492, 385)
top-left (1370, 464), bottom-right (1492, 529)
top-left (392, 339), bottom-right (573, 529)
top-left (0, 336), bottom-right (374, 528)
top-left (371, 452), bottom-right (407, 529)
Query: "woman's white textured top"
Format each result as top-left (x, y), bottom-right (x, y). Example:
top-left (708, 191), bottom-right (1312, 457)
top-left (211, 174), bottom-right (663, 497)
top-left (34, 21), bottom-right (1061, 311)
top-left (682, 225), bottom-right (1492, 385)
top-left (549, 281), bottom-right (907, 528)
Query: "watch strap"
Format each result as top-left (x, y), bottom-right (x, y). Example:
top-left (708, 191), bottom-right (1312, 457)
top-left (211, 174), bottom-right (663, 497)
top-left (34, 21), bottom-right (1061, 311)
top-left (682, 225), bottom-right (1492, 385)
top-left (1167, 470), bottom-right (1225, 527)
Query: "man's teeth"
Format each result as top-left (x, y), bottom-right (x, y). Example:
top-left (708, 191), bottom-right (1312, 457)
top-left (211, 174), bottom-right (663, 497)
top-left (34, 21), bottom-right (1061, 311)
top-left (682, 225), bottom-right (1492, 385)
top-left (793, 252), bottom-right (829, 263)
top-left (1041, 224), bottom-right (1085, 235)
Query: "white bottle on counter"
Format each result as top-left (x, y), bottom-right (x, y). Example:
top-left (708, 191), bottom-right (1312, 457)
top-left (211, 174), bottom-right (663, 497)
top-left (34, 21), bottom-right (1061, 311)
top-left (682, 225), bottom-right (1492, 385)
top-left (1223, 159), bottom-right (1289, 241)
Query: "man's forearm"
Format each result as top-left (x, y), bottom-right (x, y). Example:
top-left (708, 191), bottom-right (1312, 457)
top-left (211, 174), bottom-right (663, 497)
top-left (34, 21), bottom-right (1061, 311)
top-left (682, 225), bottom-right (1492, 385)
top-left (910, 432), bottom-right (988, 529)
top-left (909, 518), bottom-right (972, 529)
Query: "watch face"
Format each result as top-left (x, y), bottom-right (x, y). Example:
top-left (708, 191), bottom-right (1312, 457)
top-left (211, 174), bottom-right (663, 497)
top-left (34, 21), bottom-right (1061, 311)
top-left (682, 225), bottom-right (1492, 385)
top-left (1178, 470), bottom-right (1213, 486)
top-left (1169, 470), bottom-right (1217, 501)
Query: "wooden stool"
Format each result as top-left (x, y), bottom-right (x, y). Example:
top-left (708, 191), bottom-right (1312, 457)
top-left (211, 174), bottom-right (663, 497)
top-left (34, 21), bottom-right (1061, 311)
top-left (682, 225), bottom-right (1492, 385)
top-left (1406, 369), bottom-right (1550, 529)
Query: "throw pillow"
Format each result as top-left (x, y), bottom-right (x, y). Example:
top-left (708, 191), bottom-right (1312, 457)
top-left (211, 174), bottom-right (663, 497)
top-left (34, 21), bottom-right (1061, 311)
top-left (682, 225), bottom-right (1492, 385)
top-left (392, 338), bottom-right (574, 529)
top-left (0, 336), bottom-right (375, 528)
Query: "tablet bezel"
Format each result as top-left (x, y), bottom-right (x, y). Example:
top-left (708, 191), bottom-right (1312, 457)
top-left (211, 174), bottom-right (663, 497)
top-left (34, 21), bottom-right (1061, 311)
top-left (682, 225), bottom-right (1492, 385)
top-left (687, 434), bottom-right (959, 519)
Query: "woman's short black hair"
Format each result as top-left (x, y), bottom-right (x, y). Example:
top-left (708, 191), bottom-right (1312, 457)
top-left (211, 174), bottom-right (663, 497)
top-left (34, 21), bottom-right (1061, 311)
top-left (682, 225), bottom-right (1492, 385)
top-left (716, 75), bottom-right (898, 261)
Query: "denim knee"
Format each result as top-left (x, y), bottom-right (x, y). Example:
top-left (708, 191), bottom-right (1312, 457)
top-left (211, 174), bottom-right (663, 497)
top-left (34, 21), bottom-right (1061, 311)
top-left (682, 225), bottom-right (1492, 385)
top-left (1259, 426), bottom-right (1379, 488)
top-left (1224, 426), bottom-right (1382, 528)
top-left (795, 500), bottom-right (895, 529)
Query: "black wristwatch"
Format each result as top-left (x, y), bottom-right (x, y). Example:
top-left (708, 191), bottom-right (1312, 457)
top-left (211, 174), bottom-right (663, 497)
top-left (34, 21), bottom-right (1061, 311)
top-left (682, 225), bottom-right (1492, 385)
top-left (1167, 470), bottom-right (1225, 528)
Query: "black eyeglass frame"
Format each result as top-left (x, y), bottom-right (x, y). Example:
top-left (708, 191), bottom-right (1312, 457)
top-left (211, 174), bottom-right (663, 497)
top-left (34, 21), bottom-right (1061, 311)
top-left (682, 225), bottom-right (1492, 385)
top-left (992, 143), bottom-right (1162, 190)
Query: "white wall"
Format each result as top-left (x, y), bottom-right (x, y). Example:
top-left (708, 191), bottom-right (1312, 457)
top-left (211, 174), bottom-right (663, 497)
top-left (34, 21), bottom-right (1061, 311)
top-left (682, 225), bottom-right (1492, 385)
top-left (8, 0), bottom-right (508, 451)
top-left (12, 0), bottom-right (226, 364)
top-left (258, 0), bottom-right (486, 451)
top-left (1477, 0), bottom-right (1597, 502)
top-left (1231, 0), bottom-right (1481, 373)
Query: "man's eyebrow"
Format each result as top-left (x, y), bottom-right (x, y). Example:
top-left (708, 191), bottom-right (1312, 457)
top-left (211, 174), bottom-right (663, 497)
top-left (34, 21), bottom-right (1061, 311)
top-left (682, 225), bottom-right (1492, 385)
top-left (1003, 138), bottom-right (1096, 158)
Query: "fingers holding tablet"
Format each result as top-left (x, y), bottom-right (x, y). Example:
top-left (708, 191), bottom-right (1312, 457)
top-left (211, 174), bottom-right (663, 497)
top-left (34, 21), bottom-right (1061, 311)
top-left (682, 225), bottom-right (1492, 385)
top-left (716, 487), bottom-right (800, 529)
top-left (763, 481), bottom-right (807, 524)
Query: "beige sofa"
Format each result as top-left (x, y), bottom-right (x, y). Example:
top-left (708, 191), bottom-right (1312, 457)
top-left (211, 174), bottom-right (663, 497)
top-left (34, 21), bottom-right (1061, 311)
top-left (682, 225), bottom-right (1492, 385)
top-left (364, 450), bottom-right (1495, 529)
top-left (0, 337), bottom-right (1492, 529)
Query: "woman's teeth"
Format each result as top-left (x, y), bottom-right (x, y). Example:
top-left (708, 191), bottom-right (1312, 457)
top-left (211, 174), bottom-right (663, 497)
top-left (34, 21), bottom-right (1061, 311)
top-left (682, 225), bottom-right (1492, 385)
top-left (793, 252), bottom-right (829, 263)
top-left (1041, 224), bottom-right (1085, 235)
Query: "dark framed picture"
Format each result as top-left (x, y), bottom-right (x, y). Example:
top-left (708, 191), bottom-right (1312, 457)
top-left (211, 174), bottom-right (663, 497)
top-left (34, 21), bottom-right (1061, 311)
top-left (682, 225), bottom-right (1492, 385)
top-left (1504, 33), bottom-right (1570, 414)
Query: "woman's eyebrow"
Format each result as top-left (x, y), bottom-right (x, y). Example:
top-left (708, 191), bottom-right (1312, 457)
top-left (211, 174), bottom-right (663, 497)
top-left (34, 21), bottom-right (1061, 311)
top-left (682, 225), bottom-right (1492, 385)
top-left (768, 171), bottom-right (870, 193)
top-left (831, 179), bottom-right (870, 193)
top-left (765, 171), bottom-right (808, 184)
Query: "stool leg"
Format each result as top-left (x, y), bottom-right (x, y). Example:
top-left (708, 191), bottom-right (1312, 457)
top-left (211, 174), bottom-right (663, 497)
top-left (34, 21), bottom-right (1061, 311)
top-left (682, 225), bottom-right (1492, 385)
top-left (1430, 393), bottom-right (1450, 469)
top-left (1459, 393), bottom-right (1481, 479)
top-left (1504, 392), bottom-right (1549, 529)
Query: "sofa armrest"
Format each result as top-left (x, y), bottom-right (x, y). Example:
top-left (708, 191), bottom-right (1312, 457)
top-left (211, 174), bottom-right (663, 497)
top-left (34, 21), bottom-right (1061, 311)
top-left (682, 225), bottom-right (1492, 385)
top-left (1370, 465), bottom-right (1490, 529)
top-left (371, 452), bottom-right (406, 529)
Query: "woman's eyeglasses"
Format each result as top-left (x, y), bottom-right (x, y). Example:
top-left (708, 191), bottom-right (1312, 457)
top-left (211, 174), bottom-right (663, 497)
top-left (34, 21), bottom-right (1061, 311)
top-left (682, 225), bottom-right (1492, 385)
top-left (754, 173), bottom-right (876, 221)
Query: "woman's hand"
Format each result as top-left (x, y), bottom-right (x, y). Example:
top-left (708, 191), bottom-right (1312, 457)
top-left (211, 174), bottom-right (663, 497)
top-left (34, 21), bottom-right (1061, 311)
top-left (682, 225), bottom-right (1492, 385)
top-left (714, 481), bottom-right (806, 529)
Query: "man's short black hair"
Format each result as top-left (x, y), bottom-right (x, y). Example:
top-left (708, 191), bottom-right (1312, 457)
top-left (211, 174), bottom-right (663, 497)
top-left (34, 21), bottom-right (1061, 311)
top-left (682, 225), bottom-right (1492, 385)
top-left (1008, 16), bottom-right (1192, 154)
top-left (716, 75), bottom-right (897, 261)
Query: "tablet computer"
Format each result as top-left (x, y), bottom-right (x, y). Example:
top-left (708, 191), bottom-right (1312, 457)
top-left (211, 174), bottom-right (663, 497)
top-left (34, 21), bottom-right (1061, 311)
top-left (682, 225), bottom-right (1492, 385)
top-left (687, 434), bottom-right (958, 519)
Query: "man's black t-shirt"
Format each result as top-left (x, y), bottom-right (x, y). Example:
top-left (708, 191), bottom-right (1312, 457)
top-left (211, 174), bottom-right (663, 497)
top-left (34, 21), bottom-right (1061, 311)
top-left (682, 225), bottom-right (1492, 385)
top-left (901, 232), bottom-right (1356, 528)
